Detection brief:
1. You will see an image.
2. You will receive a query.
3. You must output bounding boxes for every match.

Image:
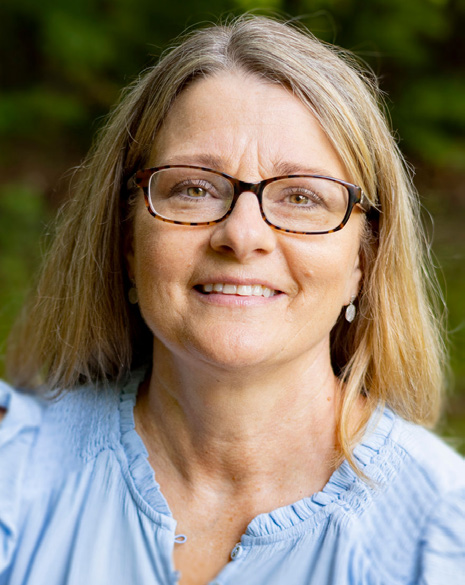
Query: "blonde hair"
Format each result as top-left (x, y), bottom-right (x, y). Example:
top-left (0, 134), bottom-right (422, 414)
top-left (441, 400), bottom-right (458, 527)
top-left (7, 15), bottom-right (446, 460)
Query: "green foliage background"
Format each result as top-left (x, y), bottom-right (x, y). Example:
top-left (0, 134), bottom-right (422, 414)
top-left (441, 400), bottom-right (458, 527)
top-left (1, 0), bottom-right (464, 448)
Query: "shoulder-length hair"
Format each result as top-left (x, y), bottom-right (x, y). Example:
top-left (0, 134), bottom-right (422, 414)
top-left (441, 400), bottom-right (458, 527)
top-left (7, 15), bottom-right (446, 463)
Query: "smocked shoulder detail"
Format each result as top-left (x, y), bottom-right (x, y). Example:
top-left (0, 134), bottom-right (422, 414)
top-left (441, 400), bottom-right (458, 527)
top-left (390, 419), bottom-right (465, 494)
top-left (17, 385), bottom-right (122, 493)
top-left (244, 407), bottom-right (400, 539)
top-left (118, 370), bottom-right (173, 519)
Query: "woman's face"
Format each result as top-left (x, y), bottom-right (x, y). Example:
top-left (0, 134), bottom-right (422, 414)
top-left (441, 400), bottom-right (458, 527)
top-left (126, 72), bottom-right (364, 374)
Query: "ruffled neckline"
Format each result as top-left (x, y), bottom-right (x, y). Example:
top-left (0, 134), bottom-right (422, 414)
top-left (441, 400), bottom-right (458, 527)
top-left (118, 371), bottom-right (398, 539)
top-left (244, 407), bottom-right (399, 540)
top-left (119, 370), bottom-right (174, 525)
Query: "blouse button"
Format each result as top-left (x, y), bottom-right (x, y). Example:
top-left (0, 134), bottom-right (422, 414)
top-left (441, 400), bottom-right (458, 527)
top-left (230, 543), bottom-right (242, 560)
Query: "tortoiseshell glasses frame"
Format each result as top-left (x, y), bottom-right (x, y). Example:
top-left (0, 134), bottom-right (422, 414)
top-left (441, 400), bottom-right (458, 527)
top-left (131, 164), bottom-right (371, 235)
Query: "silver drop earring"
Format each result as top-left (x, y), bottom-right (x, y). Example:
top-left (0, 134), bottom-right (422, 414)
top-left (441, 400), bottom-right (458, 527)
top-left (345, 296), bottom-right (356, 323)
top-left (128, 283), bottom-right (139, 305)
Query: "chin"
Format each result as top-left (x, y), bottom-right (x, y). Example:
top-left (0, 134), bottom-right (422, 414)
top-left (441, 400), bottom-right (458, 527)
top-left (185, 330), bottom-right (283, 372)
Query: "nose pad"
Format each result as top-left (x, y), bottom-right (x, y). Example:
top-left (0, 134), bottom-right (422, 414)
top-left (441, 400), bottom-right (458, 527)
top-left (229, 190), bottom-right (266, 222)
top-left (210, 192), bottom-right (276, 259)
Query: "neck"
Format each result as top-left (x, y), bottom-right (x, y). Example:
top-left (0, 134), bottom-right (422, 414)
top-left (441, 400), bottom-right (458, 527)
top-left (135, 340), bottom-right (342, 499)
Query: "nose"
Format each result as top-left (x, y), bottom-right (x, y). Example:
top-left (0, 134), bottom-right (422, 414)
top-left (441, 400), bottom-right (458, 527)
top-left (209, 191), bottom-right (276, 260)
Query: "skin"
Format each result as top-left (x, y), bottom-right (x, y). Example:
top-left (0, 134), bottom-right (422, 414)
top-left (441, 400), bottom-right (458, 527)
top-left (126, 71), bottom-right (365, 585)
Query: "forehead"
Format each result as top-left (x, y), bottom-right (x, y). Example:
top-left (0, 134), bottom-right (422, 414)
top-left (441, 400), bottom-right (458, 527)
top-left (149, 71), bottom-right (348, 181)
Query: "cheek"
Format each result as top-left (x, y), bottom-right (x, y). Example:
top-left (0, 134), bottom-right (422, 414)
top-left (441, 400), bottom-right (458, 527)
top-left (132, 232), bottom-right (184, 342)
top-left (132, 214), bottom-right (188, 284)
top-left (137, 243), bottom-right (179, 283)
top-left (131, 217), bottom-right (204, 328)
top-left (285, 235), bottom-right (360, 304)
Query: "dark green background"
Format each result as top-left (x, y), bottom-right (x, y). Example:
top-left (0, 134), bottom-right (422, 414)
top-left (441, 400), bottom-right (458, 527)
top-left (1, 0), bottom-right (464, 450)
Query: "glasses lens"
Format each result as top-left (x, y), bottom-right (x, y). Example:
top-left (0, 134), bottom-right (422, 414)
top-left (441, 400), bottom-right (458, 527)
top-left (148, 168), bottom-right (233, 222)
top-left (263, 177), bottom-right (349, 233)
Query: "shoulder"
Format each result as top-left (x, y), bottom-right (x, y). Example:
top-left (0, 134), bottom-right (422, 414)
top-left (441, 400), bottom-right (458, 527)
top-left (0, 380), bottom-right (45, 493)
top-left (351, 408), bottom-right (465, 537)
top-left (0, 379), bottom-right (121, 472)
top-left (388, 412), bottom-right (465, 493)
top-left (0, 379), bottom-right (124, 572)
top-left (0, 381), bottom-right (46, 571)
top-left (391, 417), bottom-right (465, 583)
top-left (353, 408), bottom-right (465, 584)
top-left (0, 378), bottom-right (123, 505)
top-left (355, 406), bottom-right (465, 494)
top-left (391, 414), bottom-right (465, 579)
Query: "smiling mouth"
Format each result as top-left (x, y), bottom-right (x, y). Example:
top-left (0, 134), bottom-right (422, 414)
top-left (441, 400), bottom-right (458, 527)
top-left (195, 283), bottom-right (280, 297)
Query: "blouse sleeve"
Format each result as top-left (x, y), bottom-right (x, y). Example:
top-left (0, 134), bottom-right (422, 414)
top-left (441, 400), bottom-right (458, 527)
top-left (0, 381), bottom-right (42, 575)
top-left (418, 487), bottom-right (465, 585)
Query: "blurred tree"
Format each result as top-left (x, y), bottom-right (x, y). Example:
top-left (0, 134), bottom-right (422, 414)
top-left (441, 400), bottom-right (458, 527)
top-left (1, 0), bottom-right (464, 183)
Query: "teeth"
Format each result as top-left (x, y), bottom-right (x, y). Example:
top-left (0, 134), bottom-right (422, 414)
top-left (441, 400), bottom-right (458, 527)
top-left (223, 284), bottom-right (237, 294)
top-left (237, 285), bottom-right (252, 296)
top-left (201, 284), bottom-right (277, 297)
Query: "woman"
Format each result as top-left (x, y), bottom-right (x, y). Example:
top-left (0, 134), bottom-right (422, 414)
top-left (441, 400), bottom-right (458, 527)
top-left (1, 15), bottom-right (464, 585)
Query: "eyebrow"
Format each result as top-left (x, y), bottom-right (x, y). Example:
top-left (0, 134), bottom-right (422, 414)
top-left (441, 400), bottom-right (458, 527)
top-left (156, 153), bottom-right (335, 178)
top-left (272, 160), bottom-right (333, 177)
top-left (159, 153), bottom-right (225, 170)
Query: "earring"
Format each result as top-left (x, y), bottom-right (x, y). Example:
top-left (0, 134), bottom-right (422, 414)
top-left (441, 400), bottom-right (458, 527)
top-left (128, 283), bottom-right (138, 305)
top-left (345, 296), bottom-right (356, 323)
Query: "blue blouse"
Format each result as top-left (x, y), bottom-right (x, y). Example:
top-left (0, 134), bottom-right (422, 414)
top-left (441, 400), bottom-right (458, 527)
top-left (1, 373), bottom-right (464, 585)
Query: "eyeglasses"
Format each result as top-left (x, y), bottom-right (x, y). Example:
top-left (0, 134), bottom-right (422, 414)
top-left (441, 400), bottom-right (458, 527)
top-left (132, 165), bottom-right (371, 235)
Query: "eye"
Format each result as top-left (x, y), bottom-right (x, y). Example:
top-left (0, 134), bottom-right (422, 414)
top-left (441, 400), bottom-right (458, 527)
top-left (288, 193), bottom-right (311, 205)
top-left (285, 188), bottom-right (324, 207)
top-left (186, 186), bottom-right (208, 198)
top-left (173, 179), bottom-right (219, 200)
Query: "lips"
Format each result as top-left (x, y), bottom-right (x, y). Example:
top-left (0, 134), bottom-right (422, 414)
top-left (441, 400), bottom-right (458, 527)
top-left (197, 283), bottom-right (279, 297)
